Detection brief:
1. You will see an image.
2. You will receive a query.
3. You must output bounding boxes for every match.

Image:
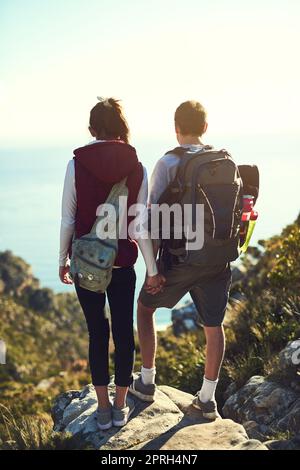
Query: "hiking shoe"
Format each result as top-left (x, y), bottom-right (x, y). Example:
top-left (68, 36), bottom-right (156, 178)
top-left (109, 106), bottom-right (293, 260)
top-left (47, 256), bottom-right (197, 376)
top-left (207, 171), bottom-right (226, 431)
top-left (96, 406), bottom-right (112, 430)
top-left (129, 374), bottom-right (156, 402)
top-left (112, 397), bottom-right (135, 427)
top-left (192, 394), bottom-right (221, 420)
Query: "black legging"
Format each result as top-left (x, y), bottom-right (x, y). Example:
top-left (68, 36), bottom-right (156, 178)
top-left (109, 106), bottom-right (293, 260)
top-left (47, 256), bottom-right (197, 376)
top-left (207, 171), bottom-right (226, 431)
top-left (75, 266), bottom-right (136, 387)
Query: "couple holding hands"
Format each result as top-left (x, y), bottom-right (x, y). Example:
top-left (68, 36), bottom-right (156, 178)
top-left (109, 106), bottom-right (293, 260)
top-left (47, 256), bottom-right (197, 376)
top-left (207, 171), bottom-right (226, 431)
top-left (59, 98), bottom-right (234, 430)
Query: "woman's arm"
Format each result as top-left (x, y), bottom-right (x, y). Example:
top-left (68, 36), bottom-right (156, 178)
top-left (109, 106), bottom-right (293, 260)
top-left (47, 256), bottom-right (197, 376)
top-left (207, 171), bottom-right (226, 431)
top-left (133, 167), bottom-right (165, 293)
top-left (59, 160), bottom-right (77, 269)
top-left (133, 167), bottom-right (158, 276)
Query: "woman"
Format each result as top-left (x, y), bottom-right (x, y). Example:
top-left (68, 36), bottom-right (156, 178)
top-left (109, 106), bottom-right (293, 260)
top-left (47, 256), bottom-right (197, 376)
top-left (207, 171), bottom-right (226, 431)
top-left (59, 97), bottom-right (163, 430)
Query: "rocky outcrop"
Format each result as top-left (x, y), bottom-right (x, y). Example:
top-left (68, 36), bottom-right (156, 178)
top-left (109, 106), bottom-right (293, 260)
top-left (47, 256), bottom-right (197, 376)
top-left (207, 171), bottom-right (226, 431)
top-left (222, 340), bottom-right (300, 449)
top-left (52, 383), bottom-right (267, 450)
top-left (264, 434), bottom-right (300, 450)
top-left (279, 339), bottom-right (300, 375)
top-left (171, 301), bottom-right (199, 336)
top-left (0, 250), bottom-right (39, 296)
top-left (223, 376), bottom-right (300, 433)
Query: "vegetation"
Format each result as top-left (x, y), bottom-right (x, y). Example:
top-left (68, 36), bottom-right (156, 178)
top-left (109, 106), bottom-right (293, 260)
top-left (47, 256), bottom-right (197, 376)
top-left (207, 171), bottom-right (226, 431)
top-left (0, 215), bottom-right (299, 448)
top-left (0, 251), bottom-right (91, 449)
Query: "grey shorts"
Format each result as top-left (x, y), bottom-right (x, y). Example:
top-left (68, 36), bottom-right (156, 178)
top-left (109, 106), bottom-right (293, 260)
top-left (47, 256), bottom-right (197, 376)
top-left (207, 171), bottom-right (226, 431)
top-left (138, 262), bottom-right (232, 327)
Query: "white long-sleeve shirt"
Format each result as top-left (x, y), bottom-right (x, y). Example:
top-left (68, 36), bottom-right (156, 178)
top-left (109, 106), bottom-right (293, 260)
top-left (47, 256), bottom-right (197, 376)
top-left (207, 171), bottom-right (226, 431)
top-left (59, 145), bottom-right (158, 276)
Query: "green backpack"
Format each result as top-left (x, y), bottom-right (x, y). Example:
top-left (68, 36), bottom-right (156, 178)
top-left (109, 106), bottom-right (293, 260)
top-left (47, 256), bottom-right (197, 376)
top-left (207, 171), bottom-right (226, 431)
top-left (69, 178), bottom-right (128, 293)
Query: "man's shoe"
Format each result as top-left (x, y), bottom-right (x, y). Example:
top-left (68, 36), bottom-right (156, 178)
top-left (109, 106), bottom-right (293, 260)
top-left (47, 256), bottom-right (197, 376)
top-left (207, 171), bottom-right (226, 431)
top-left (129, 374), bottom-right (156, 402)
top-left (96, 406), bottom-right (112, 430)
top-left (192, 394), bottom-right (221, 420)
top-left (112, 397), bottom-right (135, 427)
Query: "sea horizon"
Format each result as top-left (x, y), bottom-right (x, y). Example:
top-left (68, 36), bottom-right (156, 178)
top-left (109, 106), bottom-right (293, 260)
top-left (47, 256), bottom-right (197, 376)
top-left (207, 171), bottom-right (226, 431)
top-left (1, 133), bottom-right (299, 328)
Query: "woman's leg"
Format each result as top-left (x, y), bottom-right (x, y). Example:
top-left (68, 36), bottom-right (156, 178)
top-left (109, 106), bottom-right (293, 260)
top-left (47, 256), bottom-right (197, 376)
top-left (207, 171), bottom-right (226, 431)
top-left (75, 283), bottom-right (110, 409)
top-left (107, 267), bottom-right (136, 408)
top-left (94, 386), bottom-right (110, 410)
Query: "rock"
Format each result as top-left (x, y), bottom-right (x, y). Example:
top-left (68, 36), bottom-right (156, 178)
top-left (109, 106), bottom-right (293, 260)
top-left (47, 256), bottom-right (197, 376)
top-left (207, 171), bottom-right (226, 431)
top-left (52, 383), bottom-right (183, 449)
top-left (223, 375), bottom-right (299, 437)
top-left (224, 382), bottom-right (238, 400)
top-left (170, 266), bottom-right (248, 336)
top-left (243, 420), bottom-right (266, 441)
top-left (264, 434), bottom-right (300, 450)
top-left (130, 419), bottom-right (267, 451)
top-left (25, 286), bottom-right (57, 312)
top-left (36, 377), bottom-right (56, 391)
top-left (158, 421), bottom-right (267, 451)
top-left (231, 264), bottom-right (247, 283)
top-left (171, 301), bottom-right (199, 336)
top-left (276, 398), bottom-right (300, 434)
top-left (0, 250), bottom-right (39, 296)
top-left (291, 380), bottom-right (300, 393)
top-left (158, 385), bottom-right (194, 413)
top-left (52, 390), bottom-right (82, 432)
top-left (52, 383), bottom-right (267, 450)
top-left (158, 385), bottom-right (203, 419)
top-left (279, 339), bottom-right (300, 371)
top-left (222, 375), bottom-right (264, 421)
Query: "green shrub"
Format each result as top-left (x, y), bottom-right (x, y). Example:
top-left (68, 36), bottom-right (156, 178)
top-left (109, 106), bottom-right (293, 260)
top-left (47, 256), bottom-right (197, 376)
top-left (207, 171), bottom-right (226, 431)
top-left (0, 404), bottom-right (90, 450)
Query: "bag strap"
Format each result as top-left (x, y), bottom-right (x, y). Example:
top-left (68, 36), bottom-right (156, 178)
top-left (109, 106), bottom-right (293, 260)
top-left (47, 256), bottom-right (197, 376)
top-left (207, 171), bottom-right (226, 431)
top-left (165, 145), bottom-right (213, 157)
top-left (90, 177), bottom-right (128, 235)
top-left (105, 177), bottom-right (128, 206)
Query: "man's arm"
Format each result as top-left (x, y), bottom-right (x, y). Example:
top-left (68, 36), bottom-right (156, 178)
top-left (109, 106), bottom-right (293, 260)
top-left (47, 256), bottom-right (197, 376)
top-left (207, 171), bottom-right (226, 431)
top-left (149, 158), bottom-right (170, 205)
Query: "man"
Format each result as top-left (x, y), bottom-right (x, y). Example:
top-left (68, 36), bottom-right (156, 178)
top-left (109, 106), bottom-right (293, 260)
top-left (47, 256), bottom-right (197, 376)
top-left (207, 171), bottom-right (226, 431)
top-left (129, 101), bottom-right (235, 420)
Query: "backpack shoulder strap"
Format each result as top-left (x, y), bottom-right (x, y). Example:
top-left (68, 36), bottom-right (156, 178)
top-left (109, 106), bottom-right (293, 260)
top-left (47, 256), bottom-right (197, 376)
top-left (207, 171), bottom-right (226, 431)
top-left (165, 146), bottom-right (186, 157)
top-left (165, 145), bottom-right (214, 157)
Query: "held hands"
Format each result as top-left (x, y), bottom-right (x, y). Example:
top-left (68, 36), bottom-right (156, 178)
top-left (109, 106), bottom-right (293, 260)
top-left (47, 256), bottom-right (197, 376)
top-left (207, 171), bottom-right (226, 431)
top-left (59, 264), bottom-right (165, 291)
top-left (144, 273), bottom-right (166, 295)
top-left (59, 264), bottom-right (73, 285)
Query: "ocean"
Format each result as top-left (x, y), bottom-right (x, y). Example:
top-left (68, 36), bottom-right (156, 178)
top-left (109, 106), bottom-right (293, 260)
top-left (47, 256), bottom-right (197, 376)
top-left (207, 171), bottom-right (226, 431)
top-left (0, 134), bottom-right (299, 329)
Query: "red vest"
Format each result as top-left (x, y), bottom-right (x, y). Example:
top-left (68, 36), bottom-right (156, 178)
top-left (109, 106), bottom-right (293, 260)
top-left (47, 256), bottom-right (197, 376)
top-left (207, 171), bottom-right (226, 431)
top-left (73, 141), bottom-right (143, 267)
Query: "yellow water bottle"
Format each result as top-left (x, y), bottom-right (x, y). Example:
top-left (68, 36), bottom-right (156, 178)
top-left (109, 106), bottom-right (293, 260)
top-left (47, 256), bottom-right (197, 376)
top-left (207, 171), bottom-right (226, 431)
top-left (240, 195), bottom-right (258, 253)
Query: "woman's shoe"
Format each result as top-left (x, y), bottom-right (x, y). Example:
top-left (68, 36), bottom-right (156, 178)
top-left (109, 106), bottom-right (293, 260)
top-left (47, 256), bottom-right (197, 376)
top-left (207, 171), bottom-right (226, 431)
top-left (96, 406), bottom-right (113, 430)
top-left (112, 397), bottom-right (135, 427)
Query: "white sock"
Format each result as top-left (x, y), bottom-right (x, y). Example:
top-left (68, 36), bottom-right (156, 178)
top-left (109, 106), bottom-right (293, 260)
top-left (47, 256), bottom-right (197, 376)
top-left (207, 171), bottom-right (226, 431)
top-left (141, 366), bottom-right (156, 385)
top-left (199, 376), bottom-right (218, 403)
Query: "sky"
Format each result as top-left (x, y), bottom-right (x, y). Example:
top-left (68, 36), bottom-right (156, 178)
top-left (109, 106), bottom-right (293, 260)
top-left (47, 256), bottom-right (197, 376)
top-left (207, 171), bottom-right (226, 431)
top-left (0, 0), bottom-right (299, 147)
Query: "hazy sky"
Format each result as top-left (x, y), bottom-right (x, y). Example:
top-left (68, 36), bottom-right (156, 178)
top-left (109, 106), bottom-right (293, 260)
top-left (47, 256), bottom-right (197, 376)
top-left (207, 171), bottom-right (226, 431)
top-left (0, 0), bottom-right (299, 146)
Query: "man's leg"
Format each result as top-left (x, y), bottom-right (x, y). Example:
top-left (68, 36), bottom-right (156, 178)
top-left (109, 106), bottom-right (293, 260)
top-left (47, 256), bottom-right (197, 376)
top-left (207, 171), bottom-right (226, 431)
top-left (137, 300), bottom-right (156, 369)
top-left (190, 264), bottom-right (231, 417)
top-left (137, 300), bottom-right (157, 386)
top-left (130, 263), bottom-right (191, 401)
top-left (129, 300), bottom-right (157, 401)
top-left (204, 325), bottom-right (225, 381)
top-left (197, 325), bottom-right (225, 406)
